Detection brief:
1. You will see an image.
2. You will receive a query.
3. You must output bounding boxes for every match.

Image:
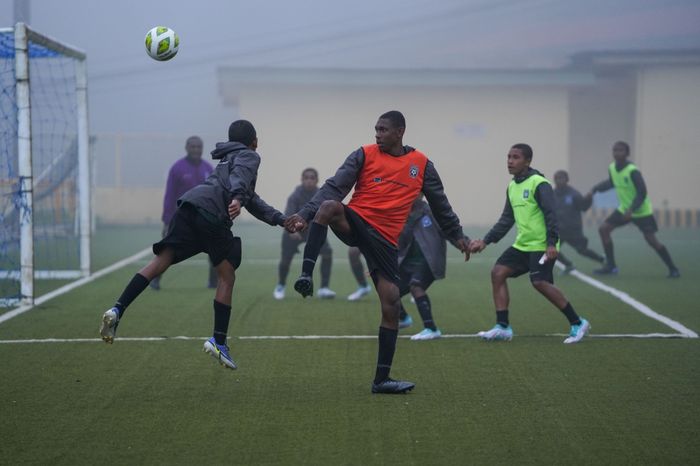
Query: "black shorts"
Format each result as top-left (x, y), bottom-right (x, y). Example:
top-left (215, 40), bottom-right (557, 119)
top-left (153, 203), bottom-right (241, 269)
top-left (495, 246), bottom-right (554, 284)
top-left (398, 258), bottom-right (435, 296)
top-left (560, 229), bottom-right (589, 251)
top-left (331, 205), bottom-right (400, 285)
top-left (605, 210), bottom-right (658, 233)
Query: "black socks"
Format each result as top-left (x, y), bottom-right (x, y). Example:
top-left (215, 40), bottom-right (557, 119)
top-left (213, 300), bottom-right (231, 345)
top-left (415, 295), bottom-right (437, 331)
top-left (559, 302), bottom-right (581, 325)
top-left (496, 309), bottom-right (509, 328)
top-left (114, 273), bottom-right (150, 317)
top-left (301, 222), bottom-right (328, 277)
top-left (374, 326), bottom-right (398, 384)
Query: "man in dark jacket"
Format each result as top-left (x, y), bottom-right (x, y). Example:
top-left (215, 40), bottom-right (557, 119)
top-left (99, 120), bottom-right (286, 370)
top-left (396, 196), bottom-right (464, 340)
top-left (552, 170), bottom-right (605, 273)
top-left (285, 111), bottom-right (471, 394)
top-left (273, 168), bottom-right (335, 300)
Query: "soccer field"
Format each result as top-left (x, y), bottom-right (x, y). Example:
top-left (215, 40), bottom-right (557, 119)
top-left (0, 223), bottom-right (698, 465)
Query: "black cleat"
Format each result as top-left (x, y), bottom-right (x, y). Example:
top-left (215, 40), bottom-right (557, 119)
top-left (294, 274), bottom-right (314, 298)
top-left (667, 268), bottom-right (680, 279)
top-left (593, 264), bottom-right (618, 275)
top-left (371, 378), bottom-right (415, 394)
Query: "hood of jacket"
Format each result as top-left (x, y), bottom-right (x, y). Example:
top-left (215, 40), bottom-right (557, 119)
top-left (211, 141), bottom-right (249, 160)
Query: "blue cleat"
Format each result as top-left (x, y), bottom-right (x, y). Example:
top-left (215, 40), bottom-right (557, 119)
top-left (478, 324), bottom-right (513, 341)
top-left (399, 314), bottom-right (413, 329)
top-left (203, 337), bottom-right (237, 370)
top-left (564, 318), bottom-right (590, 344)
top-left (410, 328), bottom-right (442, 340)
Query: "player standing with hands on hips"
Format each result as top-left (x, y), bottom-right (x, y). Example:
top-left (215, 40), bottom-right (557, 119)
top-left (285, 111), bottom-right (471, 394)
top-left (469, 144), bottom-right (590, 344)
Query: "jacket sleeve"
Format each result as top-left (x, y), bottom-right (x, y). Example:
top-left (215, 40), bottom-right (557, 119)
top-left (483, 192), bottom-right (514, 244)
top-left (245, 193), bottom-right (286, 226)
top-left (573, 188), bottom-right (592, 212)
top-left (534, 182), bottom-right (559, 246)
top-left (421, 161), bottom-right (466, 243)
top-left (229, 151), bottom-right (261, 206)
top-left (592, 176), bottom-right (613, 193)
top-left (298, 148), bottom-right (364, 221)
top-left (629, 170), bottom-right (648, 212)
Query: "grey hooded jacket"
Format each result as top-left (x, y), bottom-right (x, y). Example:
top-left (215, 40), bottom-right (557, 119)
top-left (178, 141), bottom-right (285, 228)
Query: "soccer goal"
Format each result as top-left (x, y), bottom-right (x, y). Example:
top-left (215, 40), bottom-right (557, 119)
top-left (0, 23), bottom-right (90, 307)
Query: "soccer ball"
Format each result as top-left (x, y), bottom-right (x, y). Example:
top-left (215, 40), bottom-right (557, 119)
top-left (145, 26), bottom-right (179, 61)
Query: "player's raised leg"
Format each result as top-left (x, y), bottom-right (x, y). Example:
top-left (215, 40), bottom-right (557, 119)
top-left (100, 248), bottom-right (175, 343)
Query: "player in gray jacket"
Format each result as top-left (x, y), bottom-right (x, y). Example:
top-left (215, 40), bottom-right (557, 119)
top-left (99, 120), bottom-right (286, 370)
top-left (397, 196), bottom-right (467, 340)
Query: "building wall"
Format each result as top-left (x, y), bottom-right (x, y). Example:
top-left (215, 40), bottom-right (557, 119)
top-left (237, 84), bottom-right (570, 226)
top-left (634, 65), bottom-right (700, 210)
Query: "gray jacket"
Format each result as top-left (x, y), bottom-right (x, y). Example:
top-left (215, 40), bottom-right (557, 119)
top-left (398, 200), bottom-right (468, 279)
top-left (178, 141), bottom-right (285, 228)
top-left (298, 146), bottom-right (465, 243)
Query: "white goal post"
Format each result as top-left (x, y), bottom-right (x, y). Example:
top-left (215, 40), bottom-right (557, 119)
top-left (1, 23), bottom-right (90, 306)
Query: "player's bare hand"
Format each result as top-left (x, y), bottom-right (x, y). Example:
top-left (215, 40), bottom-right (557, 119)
top-left (623, 210), bottom-right (633, 221)
top-left (545, 245), bottom-right (558, 261)
top-left (284, 214), bottom-right (307, 233)
top-left (228, 199), bottom-right (241, 220)
top-left (456, 237), bottom-right (471, 261)
top-left (469, 239), bottom-right (487, 253)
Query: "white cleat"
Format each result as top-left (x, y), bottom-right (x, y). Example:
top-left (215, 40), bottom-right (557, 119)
top-left (478, 325), bottom-right (513, 341)
top-left (273, 284), bottom-right (285, 300)
top-left (410, 328), bottom-right (442, 340)
top-left (317, 287), bottom-right (337, 299)
top-left (563, 318), bottom-right (590, 344)
top-left (99, 307), bottom-right (120, 344)
top-left (347, 285), bottom-right (371, 301)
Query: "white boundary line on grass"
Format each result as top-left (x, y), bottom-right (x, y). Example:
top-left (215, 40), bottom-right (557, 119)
top-left (0, 247), bottom-right (696, 340)
top-left (557, 264), bottom-right (698, 338)
top-left (0, 332), bottom-right (690, 344)
top-left (0, 248), bottom-right (153, 326)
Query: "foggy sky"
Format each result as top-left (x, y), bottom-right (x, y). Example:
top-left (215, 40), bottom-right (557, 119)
top-left (1, 0), bottom-right (699, 137)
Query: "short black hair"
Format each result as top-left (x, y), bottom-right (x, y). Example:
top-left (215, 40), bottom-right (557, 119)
top-left (554, 169), bottom-right (569, 181)
top-left (512, 143), bottom-right (533, 161)
top-left (379, 110), bottom-right (406, 129)
top-left (302, 167), bottom-right (318, 178)
top-left (228, 120), bottom-right (257, 146)
top-left (614, 140), bottom-right (630, 155)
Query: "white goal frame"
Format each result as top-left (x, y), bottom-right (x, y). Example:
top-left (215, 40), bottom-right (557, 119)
top-left (7, 22), bottom-right (91, 305)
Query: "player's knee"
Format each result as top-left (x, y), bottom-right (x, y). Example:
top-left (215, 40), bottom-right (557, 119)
top-left (490, 267), bottom-right (506, 283)
top-left (531, 280), bottom-right (548, 292)
top-left (317, 200), bottom-right (342, 220)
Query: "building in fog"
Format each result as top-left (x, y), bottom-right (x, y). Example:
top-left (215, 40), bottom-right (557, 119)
top-left (216, 49), bottom-right (700, 227)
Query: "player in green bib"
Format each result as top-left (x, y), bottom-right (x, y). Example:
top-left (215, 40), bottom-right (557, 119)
top-left (470, 144), bottom-right (590, 344)
top-left (586, 141), bottom-right (680, 278)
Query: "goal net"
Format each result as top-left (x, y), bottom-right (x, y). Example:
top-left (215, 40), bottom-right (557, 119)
top-left (0, 23), bottom-right (90, 307)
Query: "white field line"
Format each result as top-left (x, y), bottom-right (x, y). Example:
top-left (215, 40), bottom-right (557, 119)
top-left (0, 247), bottom-right (152, 325)
top-left (555, 262), bottom-right (698, 338)
top-left (0, 332), bottom-right (690, 344)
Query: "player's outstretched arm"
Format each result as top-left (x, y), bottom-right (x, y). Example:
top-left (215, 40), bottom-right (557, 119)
top-left (245, 193), bottom-right (286, 226)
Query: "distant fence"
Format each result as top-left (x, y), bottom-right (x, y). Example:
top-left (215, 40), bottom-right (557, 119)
top-left (584, 209), bottom-right (700, 228)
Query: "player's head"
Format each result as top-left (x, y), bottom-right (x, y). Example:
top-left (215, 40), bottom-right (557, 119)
top-left (554, 169), bottom-right (569, 189)
top-left (612, 141), bottom-right (630, 163)
top-left (185, 136), bottom-right (203, 161)
top-left (301, 167), bottom-right (319, 190)
top-left (228, 120), bottom-right (257, 149)
top-left (375, 110), bottom-right (406, 154)
top-left (508, 143), bottom-right (533, 175)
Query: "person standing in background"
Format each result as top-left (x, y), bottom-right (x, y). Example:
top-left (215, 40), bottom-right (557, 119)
top-left (151, 136), bottom-right (216, 290)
